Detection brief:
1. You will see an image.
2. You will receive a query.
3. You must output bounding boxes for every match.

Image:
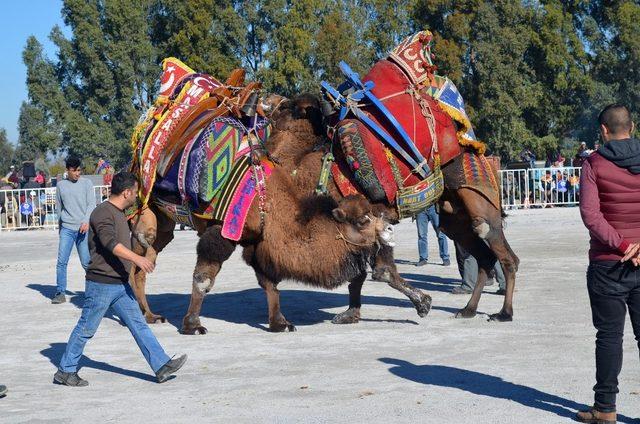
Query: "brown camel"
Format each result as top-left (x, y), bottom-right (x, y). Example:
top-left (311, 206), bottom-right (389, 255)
top-left (267, 95), bottom-right (520, 322)
top-left (128, 126), bottom-right (434, 333)
top-left (128, 95), bottom-right (432, 330)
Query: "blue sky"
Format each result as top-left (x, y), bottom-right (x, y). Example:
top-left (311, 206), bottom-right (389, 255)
top-left (0, 0), bottom-right (66, 145)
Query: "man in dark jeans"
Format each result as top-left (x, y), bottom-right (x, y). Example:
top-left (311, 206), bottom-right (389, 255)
top-left (54, 172), bottom-right (187, 386)
top-left (577, 104), bottom-right (640, 423)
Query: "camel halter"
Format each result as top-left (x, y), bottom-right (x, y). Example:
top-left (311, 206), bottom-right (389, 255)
top-left (334, 215), bottom-right (376, 247)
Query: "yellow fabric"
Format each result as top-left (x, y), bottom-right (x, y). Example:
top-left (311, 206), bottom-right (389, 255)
top-left (436, 101), bottom-right (487, 155)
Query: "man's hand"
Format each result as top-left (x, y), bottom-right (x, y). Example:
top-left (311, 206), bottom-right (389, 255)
top-left (79, 223), bottom-right (89, 234)
top-left (134, 256), bottom-right (155, 274)
top-left (621, 242), bottom-right (640, 263)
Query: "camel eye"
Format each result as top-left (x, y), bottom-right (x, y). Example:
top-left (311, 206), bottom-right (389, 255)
top-left (357, 215), bottom-right (372, 227)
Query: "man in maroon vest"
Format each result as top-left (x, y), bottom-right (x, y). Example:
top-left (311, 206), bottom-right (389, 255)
top-left (576, 104), bottom-right (640, 423)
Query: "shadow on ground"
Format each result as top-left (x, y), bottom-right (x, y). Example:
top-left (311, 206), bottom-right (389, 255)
top-left (378, 358), bottom-right (639, 423)
top-left (28, 283), bottom-right (439, 331)
top-left (27, 284), bottom-right (121, 323)
top-left (41, 343), bottom-right (158, 383)
top-left (400, 273), bottom-right (459, 294)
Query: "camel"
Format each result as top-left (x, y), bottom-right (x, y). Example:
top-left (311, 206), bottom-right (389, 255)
top-left (267, 94), bottom-right (520, 322)
top-left (128, 113), bottom-right (433, 332)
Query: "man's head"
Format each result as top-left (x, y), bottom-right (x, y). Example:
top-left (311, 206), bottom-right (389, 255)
top-left (110, 172), bottom-right (138, 208)
top-left (65, 156), bottom-right (82, 182)
top-left (10, 165), bottom-right (14, 171)
top-left (598, 104), bottom-right (635, 142)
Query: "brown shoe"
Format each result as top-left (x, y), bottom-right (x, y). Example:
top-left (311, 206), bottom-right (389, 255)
top-left (576, 407), bottom-right (616, 423)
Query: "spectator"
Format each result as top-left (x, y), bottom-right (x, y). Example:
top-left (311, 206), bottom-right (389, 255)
top-left (451, 242), bottom-right (505, 295)
top-left (555, 171), bottom-right (569, 203)
top-left (519, 148), bottom-right (536, 168)
top-left (574, 142), bottom-right (589, 167)
top-left (415, 205), bottom-right (450, 267)
top-left (540, 170), bottom-right (555, 207)
top-left (34, 170), bottom-right (46, 187)
top-left (5, 165), bottom-right (19, 188)
top-left (568, 173), bottom-right (580, 203)
top-left (52, 156), bottom-right (95, 304)
top-left (576, 104), bottom-right (640, 423)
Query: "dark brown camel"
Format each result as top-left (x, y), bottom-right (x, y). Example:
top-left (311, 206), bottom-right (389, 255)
top-left (268, 95), bottom-right (520, 322)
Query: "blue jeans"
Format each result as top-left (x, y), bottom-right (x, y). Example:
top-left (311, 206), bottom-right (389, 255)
top-left (56, 226), bottom-right (90, 294)
top-left (59, 280), bottom-right (171, 373)
top-left (416, 206), bottom-right (449, 261)
top-left (454, 242), bottom-right (506, 290)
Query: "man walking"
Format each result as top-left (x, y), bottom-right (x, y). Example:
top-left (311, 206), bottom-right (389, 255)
top-left (451, 241), bottom-right (505, 295)
top-left (53, 156), bottom-right (95, 304)
top-left (54, 172), bottom-right (187, 386)
top-left (415, 205), bottom-right (450, 266)
top-left (576, 104), bottom-right (640, 423)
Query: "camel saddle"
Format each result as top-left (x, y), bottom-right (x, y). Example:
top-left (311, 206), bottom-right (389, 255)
top-left (321, 30), bottom-right (498, 216)
top-left (129, 58), bottom-right (273, 240)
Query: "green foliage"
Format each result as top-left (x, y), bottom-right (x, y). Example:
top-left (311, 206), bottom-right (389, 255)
top-left (0, 129), bottom-right (16, 174)
top-left (18, 0), bottom-right (640, 166)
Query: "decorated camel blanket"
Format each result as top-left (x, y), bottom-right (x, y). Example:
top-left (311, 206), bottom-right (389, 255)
top-left (129, 57), bottom-right (272, 240)
top-left (323, 30), bottom-right (498, 214)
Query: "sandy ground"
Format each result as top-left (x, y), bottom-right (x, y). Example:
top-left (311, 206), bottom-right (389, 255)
top-left (0, 207), bottom-right (639, 423)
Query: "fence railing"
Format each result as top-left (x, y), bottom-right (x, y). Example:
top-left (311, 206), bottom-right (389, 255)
top-left (0, 185), bottom-right (111, 231)
top-left (498, 166), bottom-right (581, 209)
top-left (0, 168), bottom-right (581, 230)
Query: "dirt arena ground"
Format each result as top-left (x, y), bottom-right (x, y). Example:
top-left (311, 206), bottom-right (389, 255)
top-left (1, 207), bottom-right (639, 423)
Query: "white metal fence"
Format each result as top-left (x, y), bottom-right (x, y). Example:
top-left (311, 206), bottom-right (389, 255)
top-left (0, 185), bottom-right (111, 231)
top-left (498, 167), bottom-right (581, 209)
top-left (0, 167), bottom-right (581, 230)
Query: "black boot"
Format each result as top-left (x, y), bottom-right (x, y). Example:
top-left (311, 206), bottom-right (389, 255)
top-left (54, 370), bottom-right (88, 387)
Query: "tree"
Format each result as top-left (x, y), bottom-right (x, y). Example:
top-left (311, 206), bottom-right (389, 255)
top-left (0, 129), bottom-right (15, 175)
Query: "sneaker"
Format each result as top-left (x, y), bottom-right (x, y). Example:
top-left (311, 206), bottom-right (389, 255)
top-left (451, 286), bottom-right (472, 295)
top-left (495, 288), bottom-right (506, 296)
top-left (51, 292), bottom-right (66, 304)
top-left (415, 259), bottom-right (428, 267)
top-left (156, 354), bottom-right (188, 383)
top-left (0, 385), bottom-right (7, 397)
top-left (53, 370), bottom-right (88, 387)
top-left (442, 259), bottom-right (451, 266)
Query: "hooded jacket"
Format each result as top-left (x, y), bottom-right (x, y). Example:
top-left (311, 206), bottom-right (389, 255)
top-left (580, 138), bottom-right (640, 261)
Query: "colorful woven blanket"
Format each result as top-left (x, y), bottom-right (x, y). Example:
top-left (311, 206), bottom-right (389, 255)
top-left (130, 58), bottom-right (272, 240)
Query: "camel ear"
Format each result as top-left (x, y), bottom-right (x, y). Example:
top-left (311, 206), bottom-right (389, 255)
top-left (332, 208), bottom-right (347, 223)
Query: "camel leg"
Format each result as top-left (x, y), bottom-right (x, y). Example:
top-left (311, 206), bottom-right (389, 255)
top-left (386, 274), bottom-right (433, 318)
top-left (369, 245), bottom-right (432, 317)
top-left (486, 231), bottom-right (519, 322)
top-left (181, 226), bottom-right (235, 335)
top-left (256, 273), bottom-right (296, 332)
top-left (371, 244), bottom-right (394, 282)
top-left (332, 271), bottom-right (367, 324)
top-left (454, 188), bottom-right (518, 321)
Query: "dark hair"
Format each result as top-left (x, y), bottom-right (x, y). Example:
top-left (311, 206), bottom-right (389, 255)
top-left (65, 156), bottom-right (82, 169)
top-left (110, 172), bottom-right (138, 195)
top-left (598, 104), bottom-right (633, 134)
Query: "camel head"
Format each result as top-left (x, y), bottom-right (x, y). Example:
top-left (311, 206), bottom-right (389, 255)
top-left (331, 195), bottom-right (395, 248)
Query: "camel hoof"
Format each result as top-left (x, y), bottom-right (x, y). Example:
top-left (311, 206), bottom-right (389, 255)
top-left (332, 308), bottom-right (361, 324)
top-left (455, 308), bottom-right (477, 319)
top-left (268, 322), bottom-right (296, 332)
top-left (415, 293), bottom-right (432, 317)
top-left (488, 311), bottom-right (513, 322)
top-left (145, 314), bottom-right (166, 324)
top-left (180, 326), bottom-right (208, 335)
